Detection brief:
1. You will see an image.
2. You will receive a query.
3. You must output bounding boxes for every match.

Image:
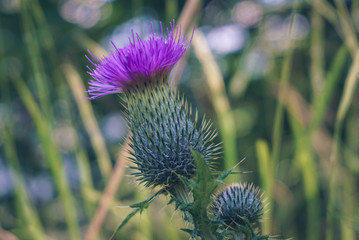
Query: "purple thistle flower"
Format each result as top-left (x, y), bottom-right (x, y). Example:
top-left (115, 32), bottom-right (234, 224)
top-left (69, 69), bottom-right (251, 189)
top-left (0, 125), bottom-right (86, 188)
top-left (86, 20), bottom-right (194, 99)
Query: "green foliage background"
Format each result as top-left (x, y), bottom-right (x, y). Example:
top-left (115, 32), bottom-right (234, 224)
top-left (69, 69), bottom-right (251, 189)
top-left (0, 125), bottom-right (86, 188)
top-left (0, 0), bottom-right (358, 239)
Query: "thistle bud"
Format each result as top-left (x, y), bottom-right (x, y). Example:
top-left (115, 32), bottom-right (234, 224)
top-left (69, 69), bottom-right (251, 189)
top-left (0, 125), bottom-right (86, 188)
top-left (213, 183), bottom-right (264, 227)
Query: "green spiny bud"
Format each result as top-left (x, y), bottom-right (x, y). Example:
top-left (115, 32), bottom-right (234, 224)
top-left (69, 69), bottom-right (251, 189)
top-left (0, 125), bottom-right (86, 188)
top-left (213, 183), bottom-right (264, 227)
top-left (123, 76), bottom-right (220, 192)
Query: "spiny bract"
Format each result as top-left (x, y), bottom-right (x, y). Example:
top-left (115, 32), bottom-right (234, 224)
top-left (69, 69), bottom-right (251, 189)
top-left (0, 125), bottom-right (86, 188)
top-left (125, 77), bottom-right (220, 191)
top-left (213, 183), bottom-right (264, 227)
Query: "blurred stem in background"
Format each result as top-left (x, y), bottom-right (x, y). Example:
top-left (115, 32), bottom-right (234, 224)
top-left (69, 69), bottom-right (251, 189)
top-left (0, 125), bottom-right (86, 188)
top-left (270, 2), bottom-right (297, 170)
top-left (29, 0), bottom-right (58, 84)
top-left (192, 30), bottom-right (238, 181)
top-left (31, 0), bottom-right (114, 179)
top-left (12, 75), bottom-right (81, 240)
top-left (1, 106), bottom-right (47, 240)
top-left (22, 0), bottom-right (103, 216)
top-left (165, 0), bottom-right (178, 23)
top-left (0, 21), bottom-right (46, 239)
top-left (267, 3), bottom-right (297, 236)
top-left (19, 0), bottom-right (52, 122)
top-left (83, 137), bottom-right (129, 240)
top-left (327, 49), bottom-right (359, 240)
top-left (333, 0), bottom-right (358, 55)
top-left (310, 45), bottom-right (349, 132)
top-left (64, 63), bottom-right (112, 179)
top-left (310, 9), bottom-right (325, 97)
top-left (289, 115), bottom-right (319, 240)
top-left (60, 80), bottom-right (96, 216)
top-left (255, 140), bottom-right (273, 235)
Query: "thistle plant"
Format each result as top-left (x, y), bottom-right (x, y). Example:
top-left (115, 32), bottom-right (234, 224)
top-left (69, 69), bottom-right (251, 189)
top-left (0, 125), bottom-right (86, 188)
top-left (86, 20), bottom-right (273, 240)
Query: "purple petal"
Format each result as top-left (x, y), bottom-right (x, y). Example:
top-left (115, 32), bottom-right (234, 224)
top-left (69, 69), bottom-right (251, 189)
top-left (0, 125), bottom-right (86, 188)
top-left (86, 20), bottom-right (194, 99)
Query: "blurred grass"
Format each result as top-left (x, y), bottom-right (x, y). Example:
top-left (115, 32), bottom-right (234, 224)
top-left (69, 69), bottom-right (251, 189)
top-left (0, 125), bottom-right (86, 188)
top-left (255, 140), bottom-right (272, 235)
top-left (270, 1), bottom-right (297, 173)
top-left (192, 29), bottom-right (238, 180)
top-left (289, 115), bottom-right (319, 240)
top-left (327, 49), bottom-right (359, 240)
top-left (1, 30), bottom-right (46, 239)
top-left (19, 0), bottom-right (52, 121)
top-left (1, 0), bottom-right (359, 239)
top-left (64, 63), bottom-right (112, 179)
top-left (2, 109), bottom-right (46, 240)
top-left (12, 74), bottom-right (81, 240)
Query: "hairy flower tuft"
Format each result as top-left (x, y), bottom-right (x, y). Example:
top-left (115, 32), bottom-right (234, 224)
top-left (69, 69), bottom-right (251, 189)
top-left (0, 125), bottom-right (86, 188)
top-left (213, 183), bottom-right (264, 227)
top-left (86, 20), bottom-right (194, 99)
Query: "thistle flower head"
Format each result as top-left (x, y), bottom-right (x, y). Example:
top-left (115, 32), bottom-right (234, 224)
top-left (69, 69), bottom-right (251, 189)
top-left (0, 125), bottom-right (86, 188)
top-left (213, 183), bottom-right (264, 227)
top-left (126, 82), bottom-right (220, 191)
top-left (86, 20), bottom-right (194, 99)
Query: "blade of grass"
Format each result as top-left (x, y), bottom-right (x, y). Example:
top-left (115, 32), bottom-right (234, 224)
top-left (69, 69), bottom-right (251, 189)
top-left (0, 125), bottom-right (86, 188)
top-left (270, 2), bottom-right (299, 166)
top-left (275, 83), bottom-right (320, 239)
top-left (288, 115), bottom-right (320, 240)
top-left (340, 173), bottom-right (356, 240)
top-left (64, 95), bottom-right (96, 215)
top-left (255, 140), bottom-right (273, 235)
top-left (308, 0), bottom-right (357, 57)
top-left (2, 116), bottom-right (47, 240)
top-left (342, 115), bottom-right (358, 239)
top-left (19, 0), bottom-right (52, 121)
top-left (333, 0), bottom-right (358, 55)
top-left (177, 0), bottom-right (200, 36)
top-left (310, 9), bottom-right (325, 96)
top-left (1, 72), bottom-right (46, 240)
top-left (327, 49), bottom-right (359, 240)
top-left (228, 36), bottom-right (260, 98)
top-left (345, 115), bottom-right (359, 174)
top-left (63, 63), bottom-right (112, 178)
top-left (0, 18), bottom-right (46, 240)
top-left (29, 0), bottom-right (66, 93)
top-left (171, 0), bottom-right (201, 87)
top-left (12, 74), bottom-right (81, 240)
top-left (74, 139), bottom-right (96, 215)
top-left (307, 0), bottom-right (342, 43)
top-left (192, 29), bottom-right (238, 180)
top-left (28, 2), bottom-right (96, 207)
top-left (310, 45), bottom-right (349, 132)
top-left (84, 137), bottom-right (129, 240)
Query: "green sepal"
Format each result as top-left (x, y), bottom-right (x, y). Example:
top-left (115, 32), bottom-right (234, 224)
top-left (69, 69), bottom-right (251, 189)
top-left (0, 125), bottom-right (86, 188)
top-left (129, 189), bottom-right (165, 211)
top-left (216, 159), bottom-right (244, 183)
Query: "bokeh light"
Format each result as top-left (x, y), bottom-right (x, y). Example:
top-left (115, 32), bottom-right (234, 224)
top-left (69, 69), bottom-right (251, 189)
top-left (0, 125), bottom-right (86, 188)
top-left (60, 0), bottom-right (112, 28)
top-left (232, 1), bottom-right (263, 28)
top-left (206, 24), bottom-right (247, 54)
